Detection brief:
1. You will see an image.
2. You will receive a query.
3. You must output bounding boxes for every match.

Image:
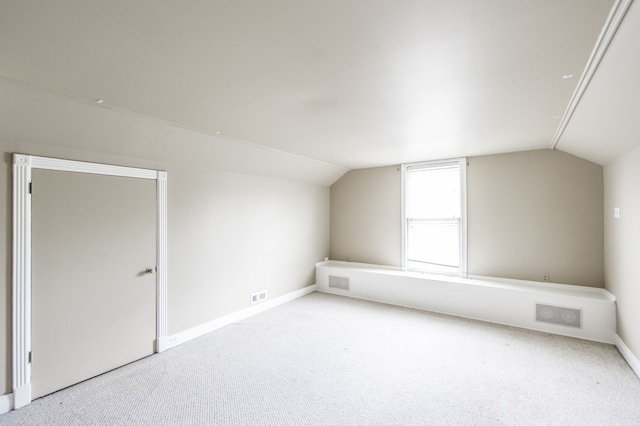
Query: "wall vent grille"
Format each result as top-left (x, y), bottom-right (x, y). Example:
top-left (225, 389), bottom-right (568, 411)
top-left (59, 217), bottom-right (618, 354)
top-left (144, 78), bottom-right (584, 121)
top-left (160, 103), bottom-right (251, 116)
top-left (328, 275), bottom-right (350, 291)
top-left (535, 303), bottom-right (581, 328)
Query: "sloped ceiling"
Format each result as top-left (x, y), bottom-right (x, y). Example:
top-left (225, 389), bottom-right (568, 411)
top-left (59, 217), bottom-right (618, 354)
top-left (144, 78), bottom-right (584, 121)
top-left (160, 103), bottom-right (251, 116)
top-left (555, 0), bottom-right (640, 165)
top-left (1, 0), bottom-right (636, 185)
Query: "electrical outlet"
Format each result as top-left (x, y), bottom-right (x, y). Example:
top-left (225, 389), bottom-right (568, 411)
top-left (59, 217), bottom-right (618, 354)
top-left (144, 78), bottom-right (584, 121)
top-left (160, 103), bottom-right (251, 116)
top-left (250, 290), bottom-right (268, 304)
top-left (541, 273), bottom-right (550, 282)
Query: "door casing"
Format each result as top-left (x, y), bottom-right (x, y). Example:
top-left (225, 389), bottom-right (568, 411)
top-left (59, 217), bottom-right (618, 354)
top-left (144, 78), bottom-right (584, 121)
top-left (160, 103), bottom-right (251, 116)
top-left (12, 154), bottom-right (168, 409)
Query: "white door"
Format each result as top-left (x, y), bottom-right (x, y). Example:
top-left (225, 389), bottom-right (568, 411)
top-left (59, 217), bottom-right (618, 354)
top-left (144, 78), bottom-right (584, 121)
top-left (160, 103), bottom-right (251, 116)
top-left (30, 169), bottom-right (157, 399)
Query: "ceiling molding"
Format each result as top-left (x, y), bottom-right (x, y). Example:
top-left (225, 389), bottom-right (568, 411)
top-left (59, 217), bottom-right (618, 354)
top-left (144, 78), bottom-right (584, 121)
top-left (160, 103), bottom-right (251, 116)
top-left (550, 0), bottom-right (634, 150)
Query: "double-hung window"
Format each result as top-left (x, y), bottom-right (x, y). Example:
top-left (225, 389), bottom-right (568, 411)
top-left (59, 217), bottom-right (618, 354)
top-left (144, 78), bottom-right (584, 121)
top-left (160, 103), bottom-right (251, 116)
top-left (402, 158), bottom-right (467, 276)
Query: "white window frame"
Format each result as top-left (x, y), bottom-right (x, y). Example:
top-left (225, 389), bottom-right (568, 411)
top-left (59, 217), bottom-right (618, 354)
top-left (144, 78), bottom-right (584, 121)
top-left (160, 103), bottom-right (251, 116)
top-left (401, 158), bottom-right (467, 276)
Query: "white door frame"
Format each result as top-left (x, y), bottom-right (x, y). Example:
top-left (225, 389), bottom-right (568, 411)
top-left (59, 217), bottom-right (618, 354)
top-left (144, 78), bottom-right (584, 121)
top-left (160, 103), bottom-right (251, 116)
top-left (12, 154), bottom-right (168, 409)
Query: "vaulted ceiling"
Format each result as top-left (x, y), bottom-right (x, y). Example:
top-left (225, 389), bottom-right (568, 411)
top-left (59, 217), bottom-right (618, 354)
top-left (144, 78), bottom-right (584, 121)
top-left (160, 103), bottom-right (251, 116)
top-left (1, 1), bottom-right (638, 185)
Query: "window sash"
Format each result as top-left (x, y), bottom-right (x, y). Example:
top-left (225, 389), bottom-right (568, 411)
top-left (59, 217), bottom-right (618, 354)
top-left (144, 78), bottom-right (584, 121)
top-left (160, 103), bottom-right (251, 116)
top-left (406, 218), bottom-right (460, 271)
top-left (405, 165), bottom-right (460, 219)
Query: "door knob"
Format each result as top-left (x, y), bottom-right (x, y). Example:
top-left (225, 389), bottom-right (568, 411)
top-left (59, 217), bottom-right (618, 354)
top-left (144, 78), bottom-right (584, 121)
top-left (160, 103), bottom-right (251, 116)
top-left (145, 267), bottom-right (156, 274)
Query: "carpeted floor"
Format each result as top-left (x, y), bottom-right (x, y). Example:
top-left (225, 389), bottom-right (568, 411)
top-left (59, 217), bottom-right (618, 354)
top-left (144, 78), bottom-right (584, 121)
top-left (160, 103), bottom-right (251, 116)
top-left (2, 292), bottom-right (640, 425)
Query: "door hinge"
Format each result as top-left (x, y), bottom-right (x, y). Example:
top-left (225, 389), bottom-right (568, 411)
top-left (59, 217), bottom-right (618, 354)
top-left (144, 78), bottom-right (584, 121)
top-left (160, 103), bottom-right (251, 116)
top-left (29, 182), bottom-right (32, 194)
top-left (28, 351), bottom-right (32, 364)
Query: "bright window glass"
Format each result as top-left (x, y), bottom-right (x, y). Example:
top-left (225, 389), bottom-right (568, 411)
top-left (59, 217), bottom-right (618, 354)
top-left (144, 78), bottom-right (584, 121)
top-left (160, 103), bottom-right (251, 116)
top-left (403, 159), bottom-right (466, 275)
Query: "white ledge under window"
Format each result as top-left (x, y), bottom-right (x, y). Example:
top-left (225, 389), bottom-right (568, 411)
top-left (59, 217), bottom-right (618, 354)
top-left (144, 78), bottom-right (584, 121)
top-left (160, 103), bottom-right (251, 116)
top-left (315, 260), bottom-right (615, 343)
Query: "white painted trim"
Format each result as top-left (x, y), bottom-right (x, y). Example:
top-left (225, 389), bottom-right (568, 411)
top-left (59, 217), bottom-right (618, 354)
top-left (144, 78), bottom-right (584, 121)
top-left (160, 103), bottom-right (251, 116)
top-left (0, 394), bottom-right (13, 415)
top-left (26, 155), bottom-right (159, 179)
top-left (156, 171), bottom-right (169, 352)
top-left (12, 156), bottom-right (32, 409)
top-left (550, 0), bottom-right (634, 149)
top-left (316, 259), bottom-right (403, 272)
top-left (400, 164), bottom-right (408, 270)
top-left (459, 158), bottom-right (468, 277)
top-left (164, 285), bottom-right (317, 350)
top-left (317, 261), bottom-right (617, 344)
top-left (11, 154), bottom-right (168, 409)
top-left (614, 334), bottom-right (640, 380)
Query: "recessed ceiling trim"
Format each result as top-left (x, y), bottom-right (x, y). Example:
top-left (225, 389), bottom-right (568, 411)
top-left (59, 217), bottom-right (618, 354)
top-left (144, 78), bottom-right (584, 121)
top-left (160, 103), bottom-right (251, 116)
top-left (550, 0), bottom-right (634, 150)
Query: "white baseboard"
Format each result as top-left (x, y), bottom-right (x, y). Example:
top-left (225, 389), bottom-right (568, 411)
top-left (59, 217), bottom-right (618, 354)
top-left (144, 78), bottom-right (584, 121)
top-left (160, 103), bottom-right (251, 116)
top-left (0, 393), bottom-right (13, 414)
top-left (0, 285), bottom-right (316, 414)
top-left (615, 334), bottom-right (640, 380)
top-left (164, 284), bottom-right (316, 350)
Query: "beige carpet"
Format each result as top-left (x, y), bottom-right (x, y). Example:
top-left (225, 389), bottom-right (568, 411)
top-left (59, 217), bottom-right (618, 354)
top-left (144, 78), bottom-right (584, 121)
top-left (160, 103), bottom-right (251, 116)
top-left (2, 292), bottom-right (639, 425)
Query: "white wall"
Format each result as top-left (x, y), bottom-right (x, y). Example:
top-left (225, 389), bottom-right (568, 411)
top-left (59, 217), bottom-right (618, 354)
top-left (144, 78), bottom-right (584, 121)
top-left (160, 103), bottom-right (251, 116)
top-left (604, 145), bottom-right (640, 358)
top-left (0, 140), bottom-right (330, 396)
top-left (0, 82), bottom-right (332, 396)
top-left (329, 149), bottom-right (604, 287)
top-left (330, 165), bottom-right (401, 266)
top-left (168, 165), bottom-right (329, 334)
top-left (467, 149), bottom-right (604, 286)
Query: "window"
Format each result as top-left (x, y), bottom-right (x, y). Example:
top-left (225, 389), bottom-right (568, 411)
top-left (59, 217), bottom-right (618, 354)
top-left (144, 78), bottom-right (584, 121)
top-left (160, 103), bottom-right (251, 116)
top-left (402, 158), bottom-right (467, 276)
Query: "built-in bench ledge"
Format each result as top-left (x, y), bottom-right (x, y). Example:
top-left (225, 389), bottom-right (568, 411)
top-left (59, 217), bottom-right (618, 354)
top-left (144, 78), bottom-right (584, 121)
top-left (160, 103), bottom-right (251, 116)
top-left (315, 260), bottom-right (616, 344)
